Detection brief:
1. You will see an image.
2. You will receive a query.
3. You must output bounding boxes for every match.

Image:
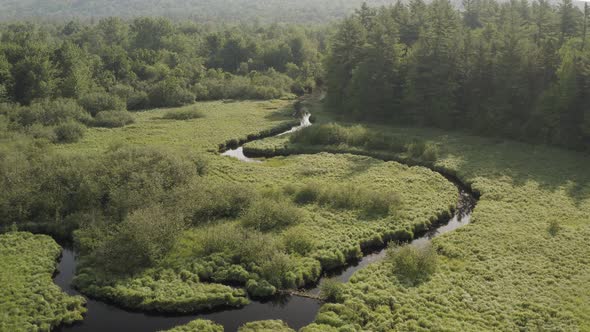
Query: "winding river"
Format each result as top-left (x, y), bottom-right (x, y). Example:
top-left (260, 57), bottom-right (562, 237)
top-left (53, 114), bottom-right (476, 332)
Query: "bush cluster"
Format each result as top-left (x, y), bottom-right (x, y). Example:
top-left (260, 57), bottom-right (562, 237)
top-left (241, 199), bottom-right (304, 232)
top-left (387, 244), bottom-right (438, 286)
top-left (92, 110), bottom-right (135, 128)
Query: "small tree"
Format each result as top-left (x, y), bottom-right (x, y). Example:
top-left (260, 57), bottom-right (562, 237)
top-left (388, 243), bottom-right (438, 286)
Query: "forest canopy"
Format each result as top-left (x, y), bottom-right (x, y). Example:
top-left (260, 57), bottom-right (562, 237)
top-left (325, 0), bottom-right (590, 150)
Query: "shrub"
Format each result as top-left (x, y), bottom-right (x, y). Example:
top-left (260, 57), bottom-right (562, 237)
top-left (387, 244), bottom-right (438, 286)
top-left (91, 205), bottom-right (186, 274)
top-left (294, 182), bottom-right (322, 205)
top-left (53, 120), bottom-right (86, 143)
top-left (93, 111), bottom-right (135, 128)
top-left (246, 279), bottom-right (277, 297)
top-left (163, 319), bottom-right (223, 332)
top-left (17, 98), bottom-right (91, 126)
top-left (241, 199), bottom-right (303, 232)
top-left (282, 227), bottom-right (316, 255)
top-left (149, 78), bottom-right (195, 108)
top-left (97, 145), bottom-right (199, 218)
top-left (320, 279), bottom-right (345, 303)
top-left (79, 92), bottom-right (126, 116)
top-left (238, 320), bottom-right (295, 332)
top-left (181, 181), bottom-right (254, 224)
top-left (260, 252), bottom-right (295, 288)
top-left (163, 108), bottom-right (203, 120)
top-left (548, 220), bottom-right (560, 236)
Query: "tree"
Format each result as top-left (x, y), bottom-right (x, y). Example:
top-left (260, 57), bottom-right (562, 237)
top-left (131, 17), bottom-right (174, 50)
top-left (55, 41), bottom-right (94, 98)
top-left (11, 48), bottom-right (57, 105)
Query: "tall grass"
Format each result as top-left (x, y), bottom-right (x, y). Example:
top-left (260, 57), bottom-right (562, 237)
top-left (292, 181), bottom-right (401, 216)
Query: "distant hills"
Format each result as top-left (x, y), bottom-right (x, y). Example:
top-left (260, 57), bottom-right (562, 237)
top-left (0, 0), bottom-right (398, 23)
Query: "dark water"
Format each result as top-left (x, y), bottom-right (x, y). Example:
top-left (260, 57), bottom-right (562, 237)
top-left (53, 113), bottom-right (476, 331)
top-left (54, 254), bottom-right (320, 332)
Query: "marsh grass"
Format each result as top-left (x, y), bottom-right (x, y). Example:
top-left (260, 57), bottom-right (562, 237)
top-left (292, 181), bottom-right (401, 216)
top-left (162, 108), bottom-right (204, 120)
top-left (0, 232), bottom-right (86, 331)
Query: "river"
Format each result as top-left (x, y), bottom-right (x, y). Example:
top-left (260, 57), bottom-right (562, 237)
top-left (53, 113), bottom-right (476, 332)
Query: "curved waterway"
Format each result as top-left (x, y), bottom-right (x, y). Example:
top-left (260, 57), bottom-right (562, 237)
top-left (53, 113), bottom-right (476, 332)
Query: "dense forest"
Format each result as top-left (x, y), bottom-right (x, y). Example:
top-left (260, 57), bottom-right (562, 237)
top-left (0, 0), bottom-right (396, 23)
top-left (326, 1), bottom-right (590, 150)
top-left (0, 18), bottom-right (325, 142)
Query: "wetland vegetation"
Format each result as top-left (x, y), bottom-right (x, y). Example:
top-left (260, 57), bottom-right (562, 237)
top-left (1, 0), bottom-right (590, 331)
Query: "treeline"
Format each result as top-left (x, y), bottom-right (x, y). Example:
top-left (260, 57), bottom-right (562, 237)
top-left (326, 1), bottom-right (590, 150)
top-left (0, 0), bottom-right (396, 24)
top-left (0, 18), bottom-right (324, 140)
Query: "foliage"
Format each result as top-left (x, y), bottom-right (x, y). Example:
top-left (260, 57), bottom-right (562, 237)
top-left (241, 199), bottom-right (304, 232)
top-left (79, 92), bottom-right (126, 116)
top-left (86, 205), bottom-right (186, 274)
top-left (0, 232), bottom-right (86, 331)
top-left (387, 244), bottom-right (438, 286)
top-left (238, 320), bottom-right (295, 332)
top-left (320, 279), bottom-right (345, 303)
top-left (0, 19), bottom-right (323, 113)
top-left (53, 120), bottom-right (86, 143)
top-left (307, 121), bottom-right (590, 331)
top-left (92, 110), bottom-right (135, 128)
top-left (73, 267), bottom-right (249, 313)
top-left (162, 320), bottom-right (223, 332)
top-left (325, 1), bottom-right (590, 151)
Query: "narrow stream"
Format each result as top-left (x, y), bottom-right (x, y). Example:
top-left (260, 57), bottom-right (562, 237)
top-left (53, 113), bottom-right (476, 332)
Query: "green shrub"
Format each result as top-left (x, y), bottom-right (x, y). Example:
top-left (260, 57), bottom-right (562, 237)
top-left (246, 279), bottom-right (277, 297)
top-left (548, 220), bottom-right (560, 236)
top-left (90, 205), bottom-right (186, 274)
top-left (294, 182), bottom-right (322, 205)
top-left (79, 92), bottom-right (126, 116)
top-left (162, 319), bottom-right (223, 332)
top-left (181, 181), bottom-right (254, 223)
top-left (53, 120), bottom-right (86, 143)
top-left (149, 78), bottom-right (195, 108)
top-left (163, 108), bottom-right (203, 120)
top-left (93, 110), bottom-right (135, 128)
top-left (16, 98), bottom-right (91, 126)
top-left (260, 252), bottom-right (295, 288)
top-left (387, 244), bottom-right (438, 286)
top-left (282, 227), bottom-right (316, 255)
top-left (241, 199), bottom-right (304, 232)
top-left (94, 145), bottom-right (199, 220)
top-left (238, 320), bottom-right (295, 332)
top-left (320, 279), bottom-right (345, 303)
